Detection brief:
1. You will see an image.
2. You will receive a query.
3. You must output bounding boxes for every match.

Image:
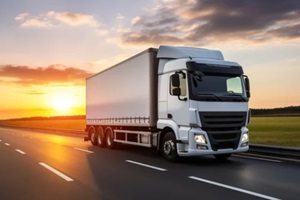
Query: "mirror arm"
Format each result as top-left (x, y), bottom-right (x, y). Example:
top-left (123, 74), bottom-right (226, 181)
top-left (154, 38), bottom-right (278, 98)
top-left (176, 71), bottom-right (186, 79)
top-left (178, 96), bottom-right (187, 101)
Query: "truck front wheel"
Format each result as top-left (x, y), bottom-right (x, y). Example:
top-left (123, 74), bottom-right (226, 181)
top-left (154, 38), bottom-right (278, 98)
top-left (162, 132), bottom-right (179, 162)
top-left (105, 127), bottom-right (115, 149)
top-left (89, 126), bottom-right (97, 146)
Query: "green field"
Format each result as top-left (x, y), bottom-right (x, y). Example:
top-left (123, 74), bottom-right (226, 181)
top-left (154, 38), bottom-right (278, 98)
top-left (248, 116), bottom-right (300, 147)
top-left (1, 116), bottom-right (299, 148)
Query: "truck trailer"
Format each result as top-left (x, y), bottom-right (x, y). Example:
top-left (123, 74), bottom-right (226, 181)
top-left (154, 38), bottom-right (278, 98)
top-left (85, 45), bottom-right (251, 161)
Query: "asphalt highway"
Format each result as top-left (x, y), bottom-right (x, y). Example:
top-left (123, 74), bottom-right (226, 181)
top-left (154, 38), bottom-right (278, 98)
top-left (0, 127), bottom-right (299, 200)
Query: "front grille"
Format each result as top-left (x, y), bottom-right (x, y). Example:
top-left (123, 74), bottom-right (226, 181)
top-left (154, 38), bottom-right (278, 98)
top-left (200, 112), bottom-right (247, 151)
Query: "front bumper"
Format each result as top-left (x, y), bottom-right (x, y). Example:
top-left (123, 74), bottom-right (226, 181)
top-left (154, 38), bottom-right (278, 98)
top-left (177, 127), bottom-right (249, 156)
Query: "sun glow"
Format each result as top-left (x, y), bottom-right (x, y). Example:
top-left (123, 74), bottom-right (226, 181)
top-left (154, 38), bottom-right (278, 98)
top-left (50, 93), bottom-right (77, 113)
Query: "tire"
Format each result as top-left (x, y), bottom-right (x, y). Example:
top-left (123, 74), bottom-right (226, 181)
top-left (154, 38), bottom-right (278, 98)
top-left (89, 126), bottom-right (97, 146)
top-left (105, 127), bottom-right (115, 149)
top-left (162, 132), bottom-right (179, 162)
top-left (214, 154), bottom-right (231, 160)
top-left (97, 126), bottom-right (106, 148)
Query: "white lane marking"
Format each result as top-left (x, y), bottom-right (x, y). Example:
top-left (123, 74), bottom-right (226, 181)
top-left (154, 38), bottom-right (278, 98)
top-left (0, 139), bottom-right (2, 142)
top-left (16, 149), bottom-right (26, 155)
top-left (39, 162), bottom-right (74, 182)
top-left (189, 176), bottom-right (280, 200)
top-left (234, 155), bottom-right (282, 163)
top-left (125, 160), bottom-right (167, 172)
top-left (5, 143), bottom-right (10, 146)
top-left (74, 147), bottom-right (94, 154)
top-left (41, 139), bottom-right (48, 142)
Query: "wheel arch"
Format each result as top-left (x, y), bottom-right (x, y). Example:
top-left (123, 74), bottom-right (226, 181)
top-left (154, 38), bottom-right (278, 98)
top-left (157, 119), bottom-right (179, 152)
top-left (157, 119), bottom-right (179, 138)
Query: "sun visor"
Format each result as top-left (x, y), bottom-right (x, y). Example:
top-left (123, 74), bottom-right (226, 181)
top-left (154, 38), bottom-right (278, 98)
top-left (187, 61), bottom-right (244, 76)
top-left (157, 45), bottom-right (224, 60)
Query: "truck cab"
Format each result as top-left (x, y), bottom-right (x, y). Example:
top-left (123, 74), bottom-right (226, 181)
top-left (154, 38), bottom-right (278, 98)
top-left (156, 46), bottom-right (250, 160)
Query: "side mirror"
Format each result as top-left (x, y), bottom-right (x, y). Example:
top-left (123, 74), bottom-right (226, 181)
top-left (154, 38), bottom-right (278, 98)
top-left (170, 73), bottom-right (187, 101)
top-left (172, 88), bottom-right (181, 96)
top-left (244, 76), bottom-right (250, 98)
top-left (171, 74), bottom-right (180, 87)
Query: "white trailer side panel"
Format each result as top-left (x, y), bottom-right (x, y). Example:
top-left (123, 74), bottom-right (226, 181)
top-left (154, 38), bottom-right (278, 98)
top-left (86, 49), bottom-right (157, 127)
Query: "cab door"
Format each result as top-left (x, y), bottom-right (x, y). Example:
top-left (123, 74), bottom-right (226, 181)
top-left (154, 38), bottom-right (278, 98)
top-left (168, 71), bottom-right (190, 126)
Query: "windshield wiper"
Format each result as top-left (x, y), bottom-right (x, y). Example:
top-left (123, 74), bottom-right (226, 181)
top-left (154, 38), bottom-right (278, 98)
top-left (222, 93), bottom-right (247, 102)
top-left (191, 72), bottom-right (204, 87)
top-left (196, 93), bottom-right (223, 101)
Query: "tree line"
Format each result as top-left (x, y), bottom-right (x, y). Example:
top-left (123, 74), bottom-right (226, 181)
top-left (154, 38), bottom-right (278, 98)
top-left (6, 115), bottom-right (85, 121)
top-left (251, 106), bottom-right (300, 116)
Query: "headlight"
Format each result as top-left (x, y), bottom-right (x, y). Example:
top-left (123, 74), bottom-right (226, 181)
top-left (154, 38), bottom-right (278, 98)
top-left (241, 133), bottom-right (249, 143)
top-left (241, 133), bottom-right (249, 147)
top-left (194, 134), bottom-right (206, 144)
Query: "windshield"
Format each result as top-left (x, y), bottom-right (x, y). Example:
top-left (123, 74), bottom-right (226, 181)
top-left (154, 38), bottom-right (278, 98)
top-left (189, 72), bottom-right (248, 102)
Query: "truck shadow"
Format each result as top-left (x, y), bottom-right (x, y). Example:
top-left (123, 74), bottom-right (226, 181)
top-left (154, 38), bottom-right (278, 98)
top-left (124, 144), bottom-right (240, 164)
top-left (84, 144), bottom-right (246, 199)
top-left (87, 143), bottom-right (243, 166)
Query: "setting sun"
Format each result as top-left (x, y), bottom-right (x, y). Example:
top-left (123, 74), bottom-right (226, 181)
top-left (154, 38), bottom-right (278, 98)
top-left (52, 96), bottom-right (72, 111)
top-left (50, 93), bottom-right (78, 114)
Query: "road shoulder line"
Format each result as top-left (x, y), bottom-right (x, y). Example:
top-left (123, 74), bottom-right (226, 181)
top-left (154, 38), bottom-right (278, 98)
top-left (234, 155), bottom-right (282, 163)
top-left (188, 176), bottom-right (280, 200)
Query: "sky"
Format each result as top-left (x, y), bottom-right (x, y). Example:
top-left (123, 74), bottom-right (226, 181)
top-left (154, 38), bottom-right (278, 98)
top-left (0, 0), bottom-right (300, 119)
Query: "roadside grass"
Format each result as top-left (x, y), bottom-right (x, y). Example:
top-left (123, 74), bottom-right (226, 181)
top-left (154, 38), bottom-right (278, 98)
top-left (1, 116), bottom-right (299, 148)
top-left (248, 117), bottom-right (300, 148)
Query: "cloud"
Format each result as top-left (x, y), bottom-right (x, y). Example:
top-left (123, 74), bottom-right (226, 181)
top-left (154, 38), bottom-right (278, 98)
top-left (131, 16), bottom-right (141, 25)
top-left (119, 0), bottom-right (300, 46)
top-left (47, 11), bottom-right (99, 27)
top-left (15, 11), bottom-right (102, 30)
top-left (21, 18), bottom-right (53, 28)
top-left (15, 12), bottom-right (52, 28)
top-left (0, 65), bottom-right (93, 86)
top-left (116, 14), bottom-right (125, 21)
top-left (269, 23), bottom-right (300, 38)
top-left (15, 13), bottom-right (29, 21)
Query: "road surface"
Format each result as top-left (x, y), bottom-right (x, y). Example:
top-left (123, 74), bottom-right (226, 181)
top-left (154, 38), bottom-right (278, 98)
top-left (0, 127), bottom-right (299, 200)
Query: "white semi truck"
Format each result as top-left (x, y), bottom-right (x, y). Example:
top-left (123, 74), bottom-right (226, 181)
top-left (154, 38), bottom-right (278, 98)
top-left (85, 45), bottom-right (251, 161)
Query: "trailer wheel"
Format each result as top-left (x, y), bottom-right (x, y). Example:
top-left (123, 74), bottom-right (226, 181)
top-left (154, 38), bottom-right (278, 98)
top-left (89, 126), bottom-right (97, 146)
top-left (97, 126), bottom-right (106, 148)
top-left (105, 127), bottom-right (115, 149)
top-left (162, 132), bottom-right (179, 162)
top-left (214, 154), bottom-right (231, 160)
